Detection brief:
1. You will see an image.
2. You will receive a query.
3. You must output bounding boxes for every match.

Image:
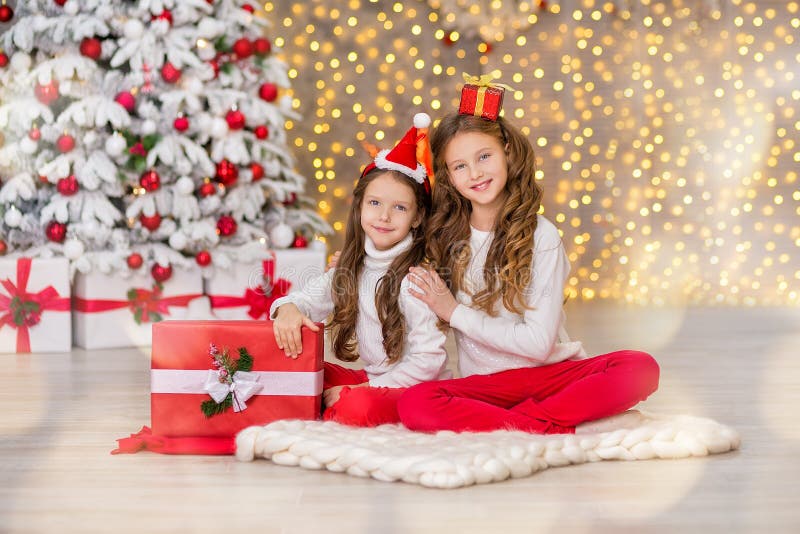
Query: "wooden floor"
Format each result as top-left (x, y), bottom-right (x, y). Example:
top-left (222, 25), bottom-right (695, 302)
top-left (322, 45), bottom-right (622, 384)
top-left (2, 303), bottom-right (799, 533)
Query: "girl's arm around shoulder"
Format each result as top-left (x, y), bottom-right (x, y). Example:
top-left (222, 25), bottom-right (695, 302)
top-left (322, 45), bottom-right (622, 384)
top-left (449, 220), bottom-right (572, 363)
top-left (269, 268), bottom-right (336, 322)
top-left (367, 274), bottom-right (450, 388)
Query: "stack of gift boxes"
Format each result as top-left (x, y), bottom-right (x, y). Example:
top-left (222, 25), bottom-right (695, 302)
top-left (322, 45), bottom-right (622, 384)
top-left (2, 249), bottom-right (326, 438)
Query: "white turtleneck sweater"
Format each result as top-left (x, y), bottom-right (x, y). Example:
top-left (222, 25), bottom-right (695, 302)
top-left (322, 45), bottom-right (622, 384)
top-left (449, 214), bottom-right (587, 378)
top-left (269, 234), bottom-right (450, 388)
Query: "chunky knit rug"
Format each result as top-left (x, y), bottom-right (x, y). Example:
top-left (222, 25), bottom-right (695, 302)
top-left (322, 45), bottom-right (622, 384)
top-left (235, 412), bottom-right (740, 488)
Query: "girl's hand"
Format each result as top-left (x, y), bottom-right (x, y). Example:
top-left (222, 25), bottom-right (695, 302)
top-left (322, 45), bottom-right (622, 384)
top-left (273, 303), bottom-right (320, 358)
top-left (323, 385), bottom-right (345, 407)
top-left (408, 266), bottom-right (458, 323)
top-left (325, 250), bottom-right (341, 272)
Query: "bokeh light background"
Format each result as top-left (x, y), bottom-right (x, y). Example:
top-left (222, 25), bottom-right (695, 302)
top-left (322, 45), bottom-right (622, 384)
top-left (261, 0), bottom-right (799, 307)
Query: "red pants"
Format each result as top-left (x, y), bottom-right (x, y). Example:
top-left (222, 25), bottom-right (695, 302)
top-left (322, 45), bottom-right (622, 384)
top-left (397, 350), bottom-right (659, 434)
top-left (321, 362), bottom-right (406, 427)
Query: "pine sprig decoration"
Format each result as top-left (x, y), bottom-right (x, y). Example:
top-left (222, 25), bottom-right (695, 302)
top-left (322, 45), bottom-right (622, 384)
top-left (201, 344), bottom-right (254, 418)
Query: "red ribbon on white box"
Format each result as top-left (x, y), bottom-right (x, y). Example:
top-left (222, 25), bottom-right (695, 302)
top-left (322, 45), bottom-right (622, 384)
top-left (151, 369), bottom-right (324, 397)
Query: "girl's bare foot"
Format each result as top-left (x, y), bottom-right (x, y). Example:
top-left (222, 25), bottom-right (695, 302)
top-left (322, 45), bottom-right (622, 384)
top-left (575, 410), bottom-right (646, 434)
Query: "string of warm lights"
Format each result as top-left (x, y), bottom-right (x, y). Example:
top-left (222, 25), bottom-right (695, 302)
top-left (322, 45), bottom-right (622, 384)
top-left (262, 0), bottom-right (799, 307)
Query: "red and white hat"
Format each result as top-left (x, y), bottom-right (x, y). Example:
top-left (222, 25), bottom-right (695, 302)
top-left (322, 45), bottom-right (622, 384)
top-left (361, 113), bottom-right (433, 193)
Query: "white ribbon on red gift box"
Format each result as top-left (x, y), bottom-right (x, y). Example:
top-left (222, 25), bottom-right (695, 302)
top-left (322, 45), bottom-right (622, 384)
top-left (151, 369), bottom-right (324, 411)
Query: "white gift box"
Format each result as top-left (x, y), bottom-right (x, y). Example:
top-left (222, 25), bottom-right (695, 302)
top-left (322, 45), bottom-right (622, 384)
top-left (206, 249), bottom-right (325, 320)
top-left (72, 267), bottom-right (204, 349)
top-left (0, 257), bottom-right (71, 353)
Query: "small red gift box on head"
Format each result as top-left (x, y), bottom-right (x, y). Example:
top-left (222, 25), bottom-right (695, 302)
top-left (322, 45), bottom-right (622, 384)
top-left (458, 73), bottom-right (512, 122)
top-left (150, 320), bottom-right (323, 438)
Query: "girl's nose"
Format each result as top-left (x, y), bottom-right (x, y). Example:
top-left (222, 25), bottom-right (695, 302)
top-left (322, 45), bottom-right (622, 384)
top-left (379, 208), bottom-right (390, 221)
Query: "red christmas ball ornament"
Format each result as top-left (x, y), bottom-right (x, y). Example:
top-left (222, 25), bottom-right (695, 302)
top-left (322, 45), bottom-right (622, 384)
top-left (538, 0), bottom-right (548, 11)
top-left (140, 212), bottom-right (162, 231)
top-left (282, 192), bottom-right (297, 206)
top-left (293, 234), bottom-right (308, 248)
top-left (258, 82), bottom-right (278, 102)
top-left (57, 175), bottom-right (79, 196)
top-left (161, 62), bottom-right (181, 84)
top-left (152, 10), bottom-right (173, 25)
top-left (151, 263), bottom-right (173, 283)
top-left (0, 239), bottom-right (7, 256)
top-left (28, 126), bottom-right (41, 141)
top-left (225, 109), bottom-right (246, 130)
top-left (250, 162), bottom-right (264, 181)
top-left (254, 125), bottom-right (269, 140)
top-left (208, 58), bottom-right (220, 78)
top-left (127, 252), bottom-right (144, 269)
top-left (242, 4), bottom-right (254, 13)
top-left (139, 170), bottom-right (161, 192)
top-left (56, 133), bottom-right (75, 153)
top-left (198, 181), bottom-right (216, 197)
top-left (442, 32), bottom-right (456, 47)
top-left (232, 38), bottom-right (253, 59)
top-left (195, 250), bottom-right (212, 266)
top-left (173, 115), bottom-right (189, 132)
top-left (0, 52), bottom-right (9, 68)
top-left (79, 37), bottom-right (102, 60)
top-left (34, 80), bottom-right (60, 105)
top-left (0, 4), bottom-right (14, 23)
top-left (215, 159), bottom-right (238, 186)
top-left (53, 0), bottom-right (67, 6)
top-left (114, 91), bottom-right (136, 112)
top-left (216, 215), bottom-right (237, 237)
top-left (46, 221), bottom-right (67, 243)
top-left (254, 38), bottom-right (271, 55)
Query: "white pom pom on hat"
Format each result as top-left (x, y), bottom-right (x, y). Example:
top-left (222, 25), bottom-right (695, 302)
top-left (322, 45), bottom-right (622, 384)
top-left (413, 112), bottom-right (431, 129)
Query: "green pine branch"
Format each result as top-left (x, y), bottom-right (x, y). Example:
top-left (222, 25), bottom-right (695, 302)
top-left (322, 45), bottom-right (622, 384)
top-left (201, 394), bottom-right (233, 418)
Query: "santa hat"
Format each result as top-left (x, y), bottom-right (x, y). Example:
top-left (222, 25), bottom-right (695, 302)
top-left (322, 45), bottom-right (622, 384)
top-left (361, 113), bottom-right (433, 193)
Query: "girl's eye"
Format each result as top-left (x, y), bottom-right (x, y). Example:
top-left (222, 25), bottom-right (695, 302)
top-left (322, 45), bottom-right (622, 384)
top-left (479, 152), bottom-right (491, 160)
top-left (395, 205), bottom-right (407, 212)
top-left (452, 163), bottom-right (466, 171)
top-left (368, 199), bottom-right (380, 206)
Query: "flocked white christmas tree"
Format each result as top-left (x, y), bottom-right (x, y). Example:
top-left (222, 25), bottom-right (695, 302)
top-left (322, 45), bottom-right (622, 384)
top-left (0, 0), bottom-right (330, 282)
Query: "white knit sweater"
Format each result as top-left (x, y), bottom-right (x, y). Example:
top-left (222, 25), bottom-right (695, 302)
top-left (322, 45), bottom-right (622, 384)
top-left (269, 234), bottom-right (450, 387)
top-left (449, 215), bottom-right (587, 377)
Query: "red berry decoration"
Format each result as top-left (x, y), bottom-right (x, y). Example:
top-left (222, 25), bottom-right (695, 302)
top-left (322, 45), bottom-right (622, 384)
top-left (232, 38), bottom-right (253, 59)
top-left (254, 125), bottom-right (268, 140)
top-left (28, 126), bottom-right (41, 141)
top-left (139, 170), bottom-right (161, 192)
top-left (250, 162), bottom-right (264, 181)
top-left (56, 134), bottom-right (75, 153)
top-left (114, 91), bottom-right (136, 112)
top-left (216, 215), bottom-right (237, 237)
top-left (215, 159), bottom-right (238, 186)
top-left (195, 250), bottom-right (212, 266)
top-left (57, 175), bottom-right (79, 196)
top-left (254, 38), bottom-right (271, 55)
top-left (35, 80), bottom-right (60, 105)
top-left (151, 263), bottom-right (173, 283)
top-left (198, 181), bottom-right (216, 197)
top-left (293, 234), bottom-right (308, 248)
top-left (152, 10), bottom-right (173, 25)
top-left (173, 115), bottom-right (189, 132)
top-left (282, 192), bottom-right (297, 206)
top-left (54, 0), bottom-right (67, 6)
top-left (0, 239), bottom-right (7, 256)
top-left (46, 221), bottom-right (67, 243)
top-left (127, 253), bottom-right (144, 269)
top-left (242, 4), bottom-right (254, 13)
top-left (79, 37), bottom-right (102, 60)
top-left (0, 5), bottom-right (14, 23)
top-left (140, 212), bottom-right (162, 231)
top-left (209, 58), bottom-right (220, 78)
top-left (258, 83), bottom-right (278, 102)
top-left (161, 62), bottom-right (181, 84)
top-left (0, 52), bottom-right (9, 68)
top-left (225, 109), bottom-right (246, 130)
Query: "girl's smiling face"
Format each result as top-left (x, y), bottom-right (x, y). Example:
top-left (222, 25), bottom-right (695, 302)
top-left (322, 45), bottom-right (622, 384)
top-left (443, 131), bottom-right (509, 218)
top-left (360, 172), bottom-right (421, 250)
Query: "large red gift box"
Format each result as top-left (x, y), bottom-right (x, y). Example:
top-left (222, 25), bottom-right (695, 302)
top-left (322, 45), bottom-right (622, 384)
top-left (151, 320), bottom-right (323, 438)
top-left (458, 83), bottom-right (505, 121)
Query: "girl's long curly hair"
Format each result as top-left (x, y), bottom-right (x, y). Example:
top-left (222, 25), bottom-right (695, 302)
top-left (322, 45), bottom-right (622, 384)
top-left (427, 113), bottom-right (543, 316)
top-left (328, 168), bottom-right (431, 363)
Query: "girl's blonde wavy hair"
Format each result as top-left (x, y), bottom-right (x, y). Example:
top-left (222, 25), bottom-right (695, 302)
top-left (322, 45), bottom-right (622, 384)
top-left (328, 168), bottom-right (430, 363)
top-left (427, 113), bottom-right (543, 316)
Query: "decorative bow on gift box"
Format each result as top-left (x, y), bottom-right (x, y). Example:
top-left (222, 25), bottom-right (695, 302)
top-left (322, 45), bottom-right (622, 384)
top-left (201, 343), bottom-right (263, 417)
top-left (0, 258), bottom-right (70, 352)
top-left (209, 258), bottom-right (292, 319)
top-left (73, 283), bottom-right (201, 324)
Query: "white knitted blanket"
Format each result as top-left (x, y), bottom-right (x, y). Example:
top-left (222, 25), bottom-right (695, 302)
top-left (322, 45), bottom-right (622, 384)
top-left (235, 412), bottom-right (740, 489)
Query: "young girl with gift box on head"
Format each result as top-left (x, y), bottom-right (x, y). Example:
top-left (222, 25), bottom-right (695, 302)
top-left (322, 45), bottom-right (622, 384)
top-left (269, 113), bottom-right (450, 427)
top-left (397, 80), bottom-right (660, 435)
